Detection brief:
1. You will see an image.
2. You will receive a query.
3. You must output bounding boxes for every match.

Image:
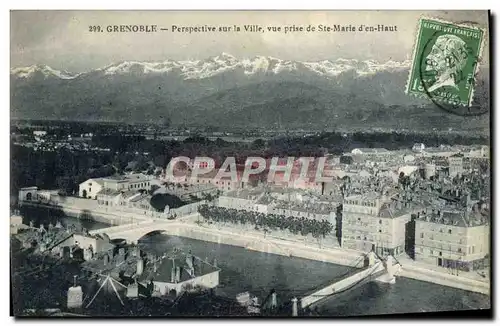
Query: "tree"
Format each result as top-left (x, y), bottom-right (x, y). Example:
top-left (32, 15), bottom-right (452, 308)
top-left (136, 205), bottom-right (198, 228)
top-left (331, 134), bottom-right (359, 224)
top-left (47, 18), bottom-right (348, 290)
top-left (149, 185), bottom-right (160, 196)
top-left (251, 138), bottom-right (266, 150)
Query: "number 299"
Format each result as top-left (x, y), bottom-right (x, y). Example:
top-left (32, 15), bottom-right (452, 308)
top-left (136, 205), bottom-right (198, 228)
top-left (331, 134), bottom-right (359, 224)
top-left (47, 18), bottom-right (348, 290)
top-left (89, 26), bottom-right (102, 32)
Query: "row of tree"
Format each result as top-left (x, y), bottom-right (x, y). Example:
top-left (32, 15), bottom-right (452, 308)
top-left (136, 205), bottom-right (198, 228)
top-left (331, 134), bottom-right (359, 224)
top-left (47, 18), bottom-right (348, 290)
top-left (197, 204), bottom-right (334, 239)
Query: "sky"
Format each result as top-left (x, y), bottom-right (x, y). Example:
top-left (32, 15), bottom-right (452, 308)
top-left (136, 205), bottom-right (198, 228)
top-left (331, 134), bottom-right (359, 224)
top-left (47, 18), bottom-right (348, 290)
top-left (10, 10), bottom-right (490, 72)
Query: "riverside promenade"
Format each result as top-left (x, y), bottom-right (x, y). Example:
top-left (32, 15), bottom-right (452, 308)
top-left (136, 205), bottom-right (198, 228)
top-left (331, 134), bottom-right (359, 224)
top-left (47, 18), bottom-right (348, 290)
top-left (398, 257), bottom-right (490, 295)
top-left (21, 200), bottom-right (490, 296)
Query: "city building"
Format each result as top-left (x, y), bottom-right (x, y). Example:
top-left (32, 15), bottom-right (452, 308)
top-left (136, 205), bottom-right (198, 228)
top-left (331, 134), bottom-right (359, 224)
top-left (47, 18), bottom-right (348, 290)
top-left (412, 143), bottom-right (426, 152)
top-left (137, 250), bottom-right (220, 297)
top-left (271, 200), bottom-right (337, 225)
top-left (217, 189), bottom-right (265, 211)
top-left (448, 153), bottom-right (464, 178)
top-left (79, 174), bottom-right (152, 199)
top-left (342, 190), bottom-right (418, 256)
top-left (18, 186), bottom-right (39, 202)
top-left (414, 203), bottom-right (489, 271)
top-left (351, 148), bottom-right (390, 156)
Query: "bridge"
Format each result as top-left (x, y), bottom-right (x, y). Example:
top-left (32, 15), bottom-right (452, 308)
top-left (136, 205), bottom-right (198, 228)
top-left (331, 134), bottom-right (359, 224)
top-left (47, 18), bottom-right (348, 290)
top-left (296, 252), bottom-right (401, 311)
top-left (88, 218), bottom-right (184, 244)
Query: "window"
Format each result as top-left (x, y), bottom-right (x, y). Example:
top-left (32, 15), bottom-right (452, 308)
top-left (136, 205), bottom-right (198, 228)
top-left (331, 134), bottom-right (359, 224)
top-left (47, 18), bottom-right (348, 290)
top-left (430, 250), bottom-right (433, 255)
top-left (439, 251), bottom-right (442, 256)
top-left (420, 247), bottom-right (423, 253)
top-left (448, 229), bottom-right (452, 234)
top-left (89, 188), bottom-right (92, 193)
top-left (379, 230), bottom-right (382, 233)
top-left (379, 220), bottom-right (382, 224)
top-left (458, 248), bottom-right (462, 253)
top-left (89, 182), bottom-right (92, 186)
top-left (420, 233), bottom-right (424, 238)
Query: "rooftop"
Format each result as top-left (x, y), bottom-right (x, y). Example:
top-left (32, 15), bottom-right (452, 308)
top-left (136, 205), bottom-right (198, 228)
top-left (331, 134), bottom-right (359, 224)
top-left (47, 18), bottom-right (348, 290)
top-left (137, 251), bottom-right (219, 284)
top-left (352, 148), bottom-right (390, 154)
top-left (273, 200), bottom-right (336, 215)
top-left (96, 188), bottom-right (122, 197)
top-left (222, 188), bottom-right (264, 200)
top-left (416, 206), bottom-right (489, 227)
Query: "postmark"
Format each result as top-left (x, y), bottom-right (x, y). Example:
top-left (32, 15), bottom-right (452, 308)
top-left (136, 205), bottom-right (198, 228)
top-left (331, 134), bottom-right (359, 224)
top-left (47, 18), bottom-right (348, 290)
top-left (406, 18), bottom-right (486, 115)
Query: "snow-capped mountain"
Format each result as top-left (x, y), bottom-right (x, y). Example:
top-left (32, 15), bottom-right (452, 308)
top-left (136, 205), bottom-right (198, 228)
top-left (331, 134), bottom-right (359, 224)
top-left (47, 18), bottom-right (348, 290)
top-left (10, 53), bottom-right (488, 130)
top-left (11, 53), bottom-right (411, 80)
top-left (10, 64), bottom-right (80, 80)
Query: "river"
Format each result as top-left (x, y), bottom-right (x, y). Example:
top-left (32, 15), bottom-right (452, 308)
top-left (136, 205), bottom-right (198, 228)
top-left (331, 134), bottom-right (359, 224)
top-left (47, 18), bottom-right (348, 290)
top-left (13, 212), bottom-right (491, 316)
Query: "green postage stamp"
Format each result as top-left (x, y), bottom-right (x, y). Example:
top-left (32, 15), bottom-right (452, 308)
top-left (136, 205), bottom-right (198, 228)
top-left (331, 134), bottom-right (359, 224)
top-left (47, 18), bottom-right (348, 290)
top-left (406, 18), bottom-right (485, 107)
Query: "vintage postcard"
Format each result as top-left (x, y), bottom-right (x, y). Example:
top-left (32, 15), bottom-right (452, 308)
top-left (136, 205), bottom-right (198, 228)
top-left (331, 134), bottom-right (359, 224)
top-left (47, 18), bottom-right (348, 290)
top-left (10, 10), bottom-right (491, 318)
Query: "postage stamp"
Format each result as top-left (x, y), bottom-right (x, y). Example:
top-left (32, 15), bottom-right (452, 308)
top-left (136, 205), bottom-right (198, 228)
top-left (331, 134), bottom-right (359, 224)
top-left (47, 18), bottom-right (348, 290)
top-left (405, 18), bottom-right (485, 107)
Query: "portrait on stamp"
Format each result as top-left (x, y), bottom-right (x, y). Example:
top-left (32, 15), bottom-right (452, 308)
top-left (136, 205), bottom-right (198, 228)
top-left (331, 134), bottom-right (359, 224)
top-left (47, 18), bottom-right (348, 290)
top-left (406, 18), bottom-right (485, 107)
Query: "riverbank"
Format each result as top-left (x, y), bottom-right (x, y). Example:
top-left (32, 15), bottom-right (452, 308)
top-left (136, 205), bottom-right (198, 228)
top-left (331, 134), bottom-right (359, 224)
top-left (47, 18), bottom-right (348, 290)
top-left (398, 258), bottom-right (490, 295)
top-left (184, 222), bottom-right (491, 295)
top-left (169, 222), bottom-right (366, 268)
top-left (20, 201), bottom-right (149, 226)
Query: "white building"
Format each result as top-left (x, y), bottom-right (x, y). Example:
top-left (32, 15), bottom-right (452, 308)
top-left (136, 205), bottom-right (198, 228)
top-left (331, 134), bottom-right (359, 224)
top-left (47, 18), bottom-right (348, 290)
top-left (137, 253), bottom-right (220, 297)
top-left (79, 174), bottom-right (152, 199)
top-left (79, 179), bottom-right (104, 199)
top-left (351, 148), bottom-right (391, 156)
top-left (448, 154), bottom-right (464, 178)
top-left (18, 186), bottom-right (39, 202)
top-left (342, 191), bottom-right (418, 256)
top-left (403, 154), bottom-right (416, 163)
top-left (217, 189), bottom-right (265, 211)
top-left (33, 130), bottom-right (47, 142)
top-left (412, 143), bottom-right (425, 152)
top-left (414, 205), bottom-right (489, 271)
top-left (424, 163), bottom-right (437, 180)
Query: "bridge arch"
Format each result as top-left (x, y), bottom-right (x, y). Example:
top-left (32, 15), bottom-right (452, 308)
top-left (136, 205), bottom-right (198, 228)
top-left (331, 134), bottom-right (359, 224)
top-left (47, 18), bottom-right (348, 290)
top-left (136, 230), bottom-right (168, 243)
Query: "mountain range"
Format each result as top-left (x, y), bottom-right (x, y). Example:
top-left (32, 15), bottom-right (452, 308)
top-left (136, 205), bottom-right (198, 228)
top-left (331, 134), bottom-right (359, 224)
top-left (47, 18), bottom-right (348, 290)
top-left (10, 53), bottom-right (489, 132)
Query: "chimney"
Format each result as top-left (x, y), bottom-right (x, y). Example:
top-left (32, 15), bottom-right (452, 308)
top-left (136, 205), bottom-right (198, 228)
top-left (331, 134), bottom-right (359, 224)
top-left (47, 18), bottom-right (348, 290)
top-left (175, 266), bottom-right (181, 282)
top-left (136, 258), bottom-right (143, 276)
top-left (291, 298), bottom-right (298, 317)
top-left (271, 291), bottom-right (277, 309)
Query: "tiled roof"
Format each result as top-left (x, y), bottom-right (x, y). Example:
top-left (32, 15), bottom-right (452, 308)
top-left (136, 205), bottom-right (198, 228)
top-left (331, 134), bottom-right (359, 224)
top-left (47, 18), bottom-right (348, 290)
top-left (96, 188), bottom-right (122, 197)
